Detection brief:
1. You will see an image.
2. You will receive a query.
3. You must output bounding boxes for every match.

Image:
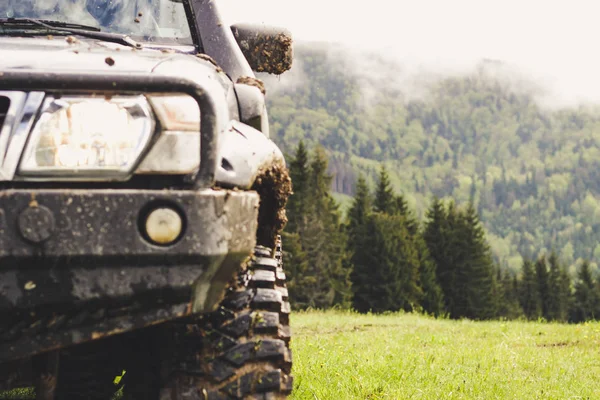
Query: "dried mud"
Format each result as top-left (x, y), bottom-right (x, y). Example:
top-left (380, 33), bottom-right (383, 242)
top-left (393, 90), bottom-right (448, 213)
top-left (252, 161), bottom-right (292, 249)
top-left (236, 76), bottom-right (266, 95)
top-left (240, 33), bottom-right (293, 76)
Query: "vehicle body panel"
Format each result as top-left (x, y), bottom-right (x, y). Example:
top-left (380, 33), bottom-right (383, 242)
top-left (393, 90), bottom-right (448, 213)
top-left (0, 0), bottom-right (291, 370)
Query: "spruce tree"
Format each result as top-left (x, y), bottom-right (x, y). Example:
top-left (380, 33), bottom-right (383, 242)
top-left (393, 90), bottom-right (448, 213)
top-left (415, 236), bottom-right (445, 316)
top-left (347, 174), bottom-right (371, 242)
top-left (286, 140), bottom-right (310, 234)
top-left (424, 200), bottom-right (497, 319)
top-left (424, 198), bottom-right (455, 316)
top-left (572, 260), bottom-right (600, 322)
top-left (559, 259), bottom-right (573, 322)
top-left (283, 142), bottom-right (311, 308)
top-left (300, 146), bottom-right (353, 308)
top-left (497, 268), bottom-right (523, 319)
top-left (347, 174), bottom-right (371, 309)
top-left (535, 256), bottom-right (551, 320)
top-left (280, 231), bottom-right (310, 309)
top-left (284, 143), bottom-right (352, 309)
top-left (352, 212), bottom-right (420, 313)
top-left (520, 259), bottom-right (541, 319)
top-left (395, 194), bottom-right (419, 235)
top-left (547, 252), bottom-right (571, 322)
top-left (393, 194), bottom-right (443, 315)
top-left (374, 165), bottom-right (396, 214)
top-left (351, 170), bottom-right (431, 313)
top-left (455, 203), bottom-right (497, 319)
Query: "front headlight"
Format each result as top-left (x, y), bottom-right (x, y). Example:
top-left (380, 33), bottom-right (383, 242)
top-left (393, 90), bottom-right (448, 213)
top-left (18, 95), bottom-right (153, 179)
top-left (135, 95), bottom-right (201, 175)
top-left (149, 95), bottom-right (200, 131)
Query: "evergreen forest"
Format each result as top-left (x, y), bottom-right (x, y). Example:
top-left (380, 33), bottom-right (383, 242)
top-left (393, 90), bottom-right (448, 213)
top-left (262, 43), bottom-right (600, 321)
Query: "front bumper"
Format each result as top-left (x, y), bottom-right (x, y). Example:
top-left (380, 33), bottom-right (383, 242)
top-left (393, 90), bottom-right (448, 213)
top-left (0, 188), bottom-right (259, 362)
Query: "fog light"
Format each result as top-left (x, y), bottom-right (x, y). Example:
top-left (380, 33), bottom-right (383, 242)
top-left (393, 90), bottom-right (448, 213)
top-left (145, 208), bottom-right (182, 245)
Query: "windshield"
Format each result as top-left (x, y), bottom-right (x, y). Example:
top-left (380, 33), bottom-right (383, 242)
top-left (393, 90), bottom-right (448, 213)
top-left (0, 0), bottom-right (193, 45)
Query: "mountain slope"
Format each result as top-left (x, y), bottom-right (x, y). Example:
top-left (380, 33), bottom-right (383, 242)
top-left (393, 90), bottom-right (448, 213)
top-left (262, 43), bottom-right (600, 275)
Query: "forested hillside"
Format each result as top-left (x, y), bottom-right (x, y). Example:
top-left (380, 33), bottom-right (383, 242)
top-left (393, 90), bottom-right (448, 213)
top-left (262, 42), bottom-right (600, 276)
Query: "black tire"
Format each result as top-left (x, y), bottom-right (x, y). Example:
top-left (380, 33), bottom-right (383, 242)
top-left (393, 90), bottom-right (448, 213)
top-left (160, 244), bottom-right (293, 400)
top-left (52, 338), bottom-right (122, 400)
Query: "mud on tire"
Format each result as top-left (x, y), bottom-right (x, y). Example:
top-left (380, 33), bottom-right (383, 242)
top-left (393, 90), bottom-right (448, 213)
top-left (163, 244), bottom-right (293, 400)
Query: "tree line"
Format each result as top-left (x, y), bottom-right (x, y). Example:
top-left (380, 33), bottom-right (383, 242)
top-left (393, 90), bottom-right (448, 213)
top-left (265, 44), bottom-right (600, 280)
top-left (283, 141), bottom-right (600, 322)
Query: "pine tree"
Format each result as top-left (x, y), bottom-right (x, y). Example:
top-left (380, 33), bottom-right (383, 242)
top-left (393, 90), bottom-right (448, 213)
top-left (423, 198), bottom-right (456, 316)
top-left (395, 194), bottom-right (419, 235)
top-left (283, 142), bottom-right (312, 308)
top-left (572, 260), bottom-right (600, 322)
top-left (280, 231), bottom-right (310, 309)
top-left (346, 174), bottom-right (371, 309)
top-left (424, 199), bottom-right (497, 320)
top-left (284, 143), bottom-right (352, 309)
top-left (347, 174), bottom-right (371, 242)
top-left (384, 192), bottom-right (444, 315)
top-left (535, 256), bottom-right (551, 320)
top-left (558, 259), bottom-right (573, 322)
top-left (351, 173), bottom-right (425, 312)
top-left (415, 236), bottom-right (445, 316)
top-left (546, 252), bottom-right (571, 322)
top-left (300, 146), bottom-right (353, 308)
top-left (455, 203), bottom-right (497, 319)
top-left (519, 259), bottom-right (541, 319)
top-left (497, 268), bottom-right (523, 319)
top-left (286, 140), bottom-right (310, 234)
top-left (374, 165), bottom-right (396, 214)
top-left (352, 213), bottom-right (420, 313)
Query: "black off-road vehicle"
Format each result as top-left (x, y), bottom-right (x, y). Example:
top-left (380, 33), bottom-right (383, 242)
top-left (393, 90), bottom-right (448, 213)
top-left (0, 1), bottom-right (294, 399)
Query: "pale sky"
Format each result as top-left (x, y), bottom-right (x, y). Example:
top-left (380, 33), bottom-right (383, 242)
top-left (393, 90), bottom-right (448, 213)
top-left (219, 0), bottom-right (600, 105)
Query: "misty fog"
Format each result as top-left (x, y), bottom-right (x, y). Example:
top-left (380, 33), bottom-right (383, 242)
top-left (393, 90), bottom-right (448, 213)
top-left (220, 0), bottom-right (600, 108)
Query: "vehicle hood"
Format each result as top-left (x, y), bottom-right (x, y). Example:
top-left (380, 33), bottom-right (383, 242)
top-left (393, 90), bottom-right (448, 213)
top-left (0, 36), bottom-right (194, 72)
top-left (0, 36), bottom-right (239, 118)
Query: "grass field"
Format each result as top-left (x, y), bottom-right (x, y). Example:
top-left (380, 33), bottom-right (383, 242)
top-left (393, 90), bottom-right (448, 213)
top-left (290, 310), bottom-right (600, 400)
top-left (3, 311), bottom-right (599, 399)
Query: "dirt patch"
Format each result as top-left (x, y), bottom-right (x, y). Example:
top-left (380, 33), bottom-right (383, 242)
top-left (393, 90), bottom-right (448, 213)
top-left (196, 53), bottom-right (219, 68)
top-left (239, 33), bottom-right (293, 76)
top-left (252, 160), bottom-right (292, 249)
top-left (237, 76), bottom-right (266, 95)
top-left (536, 341), bottom-right (580, 348)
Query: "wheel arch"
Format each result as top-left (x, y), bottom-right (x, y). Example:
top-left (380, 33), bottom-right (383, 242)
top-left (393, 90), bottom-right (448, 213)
top-left (215, 121), bottom-right (292, 250)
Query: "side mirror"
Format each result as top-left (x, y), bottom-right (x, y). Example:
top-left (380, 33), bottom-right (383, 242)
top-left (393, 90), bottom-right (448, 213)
top-left (230, 23), bottom-right (293, 75)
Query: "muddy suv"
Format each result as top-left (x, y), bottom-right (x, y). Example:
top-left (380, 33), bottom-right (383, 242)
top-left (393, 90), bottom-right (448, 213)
top-left (0, 1), bottom-right (293, 399)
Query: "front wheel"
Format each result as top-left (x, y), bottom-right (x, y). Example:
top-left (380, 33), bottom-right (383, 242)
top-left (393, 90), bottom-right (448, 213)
top-left (123, 243), bottom-right (293, 400)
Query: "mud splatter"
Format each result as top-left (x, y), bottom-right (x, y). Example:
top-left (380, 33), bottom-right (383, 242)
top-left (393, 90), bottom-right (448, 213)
top-left (233, 28), bottom-right (293, 75)
top-left (252, 160), bottom-right (292, 249)
top-left (196, 53), bottom-right (219, 68)
top-left (236, 76), bottom-right (266, 95)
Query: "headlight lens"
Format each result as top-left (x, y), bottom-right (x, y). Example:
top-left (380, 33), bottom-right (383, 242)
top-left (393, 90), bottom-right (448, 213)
top-left (149, 95), bottom-right (200, 131)
top-left (19, 96), bottom-right (153, 178)
top-left (133, 95), bottom-right (201, 175)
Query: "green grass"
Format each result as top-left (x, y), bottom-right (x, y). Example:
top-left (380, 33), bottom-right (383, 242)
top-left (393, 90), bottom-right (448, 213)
top-left (4, 311), bottom-right (599, 399)
top-left (290, 310), bottom-right (600, 399)
top-left (0, 388), bottom-right (33, 399)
